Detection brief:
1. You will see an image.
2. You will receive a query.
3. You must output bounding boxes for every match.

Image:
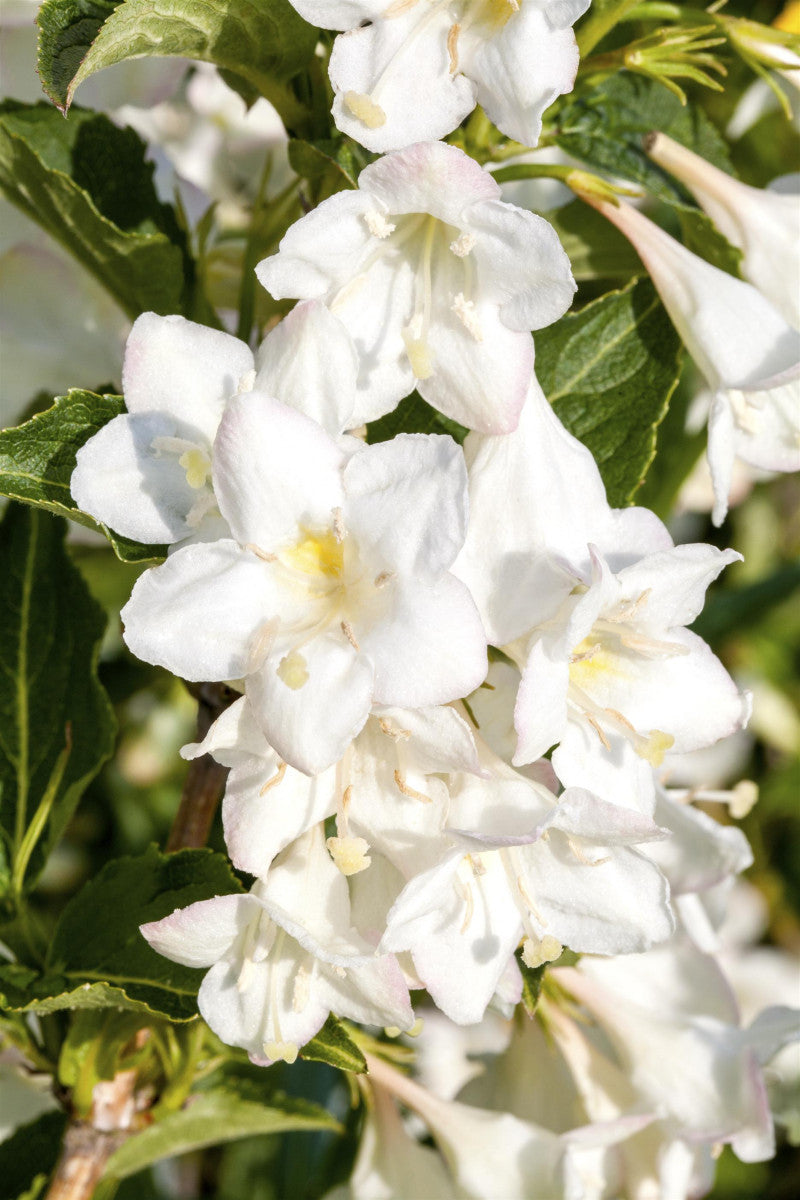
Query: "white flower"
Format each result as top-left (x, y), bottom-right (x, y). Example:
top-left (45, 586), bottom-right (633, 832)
top-left (592, 196), bottom-right (800, 525)
top-left (257, 140), bottom-right (576, 433)
top-left (122, 394), bottom-right (486, 773)
top-left (71, 302), bottom-right (359, 547)
top-left (646, 133), bottom-right (800, 329)
top-left (288, 0), bottom-right (588, 153)
top-left (140, 826), bottom-right (413, 1066)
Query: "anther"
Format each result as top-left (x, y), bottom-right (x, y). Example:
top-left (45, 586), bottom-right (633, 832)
top-left (260, 761), bottom-right (287, 796)
top-left (344, 90), bottom-right (387, 128)
top-left (379, 718), bottom-right (411, 742)
top-left (327, 835), bottom-right (372, 876)
top-left (245, 542), bottom-right (277, 562)
top-left (567, 838), bottom-right (611, 868)
top-left (374, 570), bottom-right (395, 588)
top-left (452, 292), bottom-right (483, 341)
top-left (449, 231), bottom-right (475, 257)
top-left (586, 714), bottom-right (611, 750)
top-left (332, 507), bottom-right (345, 543)
top-left (364, 210), bottom-right (396, 239)
top-left (517, 876), bottom-right (547, 926)
top-left (447, 23), bottom-right (461, 74)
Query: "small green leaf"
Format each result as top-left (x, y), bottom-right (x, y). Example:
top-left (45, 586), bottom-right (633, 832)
top-left (289, 137), bottom-right (365, 203)
top-left (677, 207), bottom-right (744, 276)
top-left (37, 0), bottom-right (318, 129)
top-left (543, 200), bottom-right (641, 281)
top-left (535, 277), bottom-right (683, 505)
top-left (366, 392), bottom-right (468, 446)
top-left (518, 957), bottom-right (546, 1017)
top-left (0, 506), bottom-right (115, 894)
top-left (0, 391), bottom-right (165, 564)
top-left (0, 102), bottom-right (187, 320)
top-left (301, 1014), bottom-right (367, 1074)
top-left (103, 1089), bottom-right (338, 1180)
top-left (556, 73), bottom-right (734, 203)
top-left (3, 847), bottom-right (245, 1020)
top-left (0, 1111), bottom-right (68, 1200)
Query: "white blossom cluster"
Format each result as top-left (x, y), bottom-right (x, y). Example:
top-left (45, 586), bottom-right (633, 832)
top-left (66, 11), bottom-right (800, 1195)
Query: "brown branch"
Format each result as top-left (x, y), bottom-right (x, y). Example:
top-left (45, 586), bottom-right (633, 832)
top-left (45, 1123), bottom-right (127, 1200)
top-left (166, 681), bottom-right (238, 852)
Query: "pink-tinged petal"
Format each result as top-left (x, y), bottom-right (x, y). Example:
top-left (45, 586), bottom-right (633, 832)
top-left (212, 392), bottom-right (345, 550)
top-left (254, 300), bottom-right (358, 436)
top-left (546, 789), bottom-right (668, 845)
top-left (256, 190), bottom-right (373, 300)
top-left (122, 541), bottom-right (283, 681)
top-left (248, 633), bottom-right (374, 775)
top-left (343, 433), bottom-right (468, 578)
top-left (361, 575), bottom-right (487, 708)
top-left (466, 198), bottom-right (576, 330)
top-left (122, 313), bottom-right (253, 441)
top-left (513, 639), bottom-right (570, 766)
top-left (71, 412), bottom-right (200, 544)
top-left (419, 293), bottom-right (533, 434)
top-left (329, 10), bottom-right (475, 153)
top-left (140, 893), bottom-right (255, 968)
top-left (462, 11), bottom-right (579, 148)
top-left (359, 141), bottom-right (500, 226)
top-left (617, 543), bottom-right (741, 628)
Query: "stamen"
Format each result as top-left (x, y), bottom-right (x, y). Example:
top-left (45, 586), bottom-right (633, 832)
top-left (364, 210), bottom-right (396, 239)
top-left (344, 90), bottom-right (387, 129)
top-left (292, 964), bottom-right (311, 1013)
top-left (586, 713), bottom-right (612, 750)
top-left (341, 619), bottom-right (360, 650)
top-left (379, 718), bottom-right (411, 742)
top-left (567, 838), bottom-right (611, 867)
top-left (260, 761), bottom-right (286, 796)
top-left (393, 769), bottom-right (432, 803)
top-left (517, 875), bottom-right (547, 926)
top-left (178, 447), bottom-right (212, 489)
top-left (403, 319), bottom-right (434, 380)
top-left (332, 507), bottom-right (345, 542)
top-left (327, 835), bottom-right (372, 876)
top-left (455, 875), bottom-right (475, 933)
top-left (449, 231), bottom-right (475, 257)
top-left (374, 571), bottom-right (395, 588)
top-left (467, 853), bottom-right (487, 877)
top-left (447, 22), bottom-right (461, 73)
top-left (384, 0), bottom-right (419, 15)
top-left (245, 542), bottom-right (277, 562)
top-left (264, 1041), bottom-right (299, 1065)
top-left (248, 618), bottom-right (279, 672)
top-left (451, 292), bottom-right (483, 341)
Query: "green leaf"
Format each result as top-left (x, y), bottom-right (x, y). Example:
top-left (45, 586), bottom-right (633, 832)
top-left (692, 563), bottom-right (800, 647)
top-left (518, 956), bottom-right (546, 1017)
top-left (535, 277), bottom-right (683, 505)
top-left (288, 137), bottom-right (365, 204)
top-left (0, 1111), bottom-right (68, 1200)
top-left (103, 1089), bottom-right (338, 1181)
top-left (301, 1014), bottom-right (367, 1074)
top-left (556, 73), bottom-right (734, 203)
top-left (677, 207), bottom-right (743, 276)
top-left (542, 200), bottom-right (641, 281)
top-left (0, 506), bottom-right (115, 894)
top-left (1, 847), bottom-right (244, 1019)
top-left (37, 0), bottom-right (318, 128)
top-left (0, 390), bottom-right (165, 564)
top-left (366, 392), bottom-right (468, 446)
top-left (0, 102), bottom-right (188, 320)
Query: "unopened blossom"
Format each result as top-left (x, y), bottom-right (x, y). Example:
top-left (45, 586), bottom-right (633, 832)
top-left (71, 303), bottom-right (359, 547)
top-left (287, 0), bottom-right (588, 153)
top-left (257, 140), bottom-right (576, 433)
top-left (591, 196), bottom-right (800, 524)
top-left (141, 826), bottom-right (413, 1066)
top-left (646, 132), bottom-right (800, 328)
top-left (122, 393), bottom-right (486, 773)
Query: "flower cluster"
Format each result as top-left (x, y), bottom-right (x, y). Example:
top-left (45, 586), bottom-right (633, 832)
top-left (63, 18), bottom-right (800, 1195)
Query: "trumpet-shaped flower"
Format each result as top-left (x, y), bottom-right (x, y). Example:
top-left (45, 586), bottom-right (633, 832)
top-left (592, 196), bottom-right (800, 525)
top-left (140, 826), bottom-right (413, 1066)
top-left (646, 133), bottom-right (800, 329)
top-left (288, 0), bottom-right (588, 154)
top-left (71, 303), bottom-right (360, 547)
top-left (122, 393), bottom-right (486, 773)
top-left (257, 141), bottom-right (576, 433)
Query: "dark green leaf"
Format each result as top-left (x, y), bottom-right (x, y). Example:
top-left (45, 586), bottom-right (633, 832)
top-left (0, 102), bottom-right (187, 319)
top-left (366, 392), bottom-right (468, 446)
top-left (536, 277), bottom-right (683, 505)
top-left (37, 0), bottom-right (318, 130)
top-left (692, 564), bottom-right (800, 647)
top-left (301, 1014), bottom-right (366, 1074)
top-left (103, 1089), bottom-right (338, 1180)
top-left (0, 1111), bottom-right (68, 1200)
top-left (543, 199), bottom-right (641, 281)
top-left (2, 847), bottom-right (245, 1019)
top-left (556, 73), bottom-right (734, 203)
top-left (0, 506), bottom-right (115, 893)
top-left (0, 391), bottom-right (165, 564)
top-left (289, 137), bottom-right (365, 204)
top-left (677, 207), bottom-right (744, 276)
